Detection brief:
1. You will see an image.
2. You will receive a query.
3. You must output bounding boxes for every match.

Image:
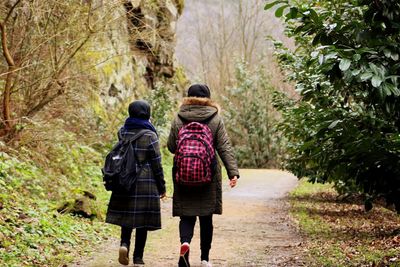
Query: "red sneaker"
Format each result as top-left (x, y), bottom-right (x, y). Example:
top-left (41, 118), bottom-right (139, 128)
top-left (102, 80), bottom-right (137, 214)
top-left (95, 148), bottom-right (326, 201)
top-left (180, 242), bottom-right (190, 256)
top-left (179, 242), bottom-right (190, 267)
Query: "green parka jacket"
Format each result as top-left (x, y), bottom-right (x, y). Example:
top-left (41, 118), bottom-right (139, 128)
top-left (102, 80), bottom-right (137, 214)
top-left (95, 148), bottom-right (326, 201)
top-left (167, 97), bottom-right (240, 216)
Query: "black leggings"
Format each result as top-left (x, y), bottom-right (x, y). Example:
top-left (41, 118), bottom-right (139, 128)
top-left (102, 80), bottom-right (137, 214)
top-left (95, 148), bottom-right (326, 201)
top-left (179, 215), bottom-right (213, 261)
top-left (120, 227), bottom-right (148, 259)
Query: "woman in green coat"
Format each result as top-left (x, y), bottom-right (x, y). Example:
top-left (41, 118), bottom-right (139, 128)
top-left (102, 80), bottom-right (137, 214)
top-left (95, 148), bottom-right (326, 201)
top-left (167, 84), bottom-right (240, 267)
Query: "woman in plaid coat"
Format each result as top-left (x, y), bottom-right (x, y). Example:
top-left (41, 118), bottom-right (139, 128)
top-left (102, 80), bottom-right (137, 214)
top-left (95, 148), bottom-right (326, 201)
top-left (106, 100), bottom-right (166, 266)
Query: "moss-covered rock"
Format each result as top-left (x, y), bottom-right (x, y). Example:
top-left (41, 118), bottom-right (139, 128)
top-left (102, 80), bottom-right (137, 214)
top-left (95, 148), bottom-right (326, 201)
top-left (58, 191), bottom-right (99, 220)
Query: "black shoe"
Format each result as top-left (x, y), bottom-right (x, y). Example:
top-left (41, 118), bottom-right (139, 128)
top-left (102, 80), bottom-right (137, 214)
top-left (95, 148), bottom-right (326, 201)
top-left (178, 242), bottom-right (190, 267)
top-left (133, 257), bottom-right (145, 265)
top-left (118, 244), bottom-right (129, 265)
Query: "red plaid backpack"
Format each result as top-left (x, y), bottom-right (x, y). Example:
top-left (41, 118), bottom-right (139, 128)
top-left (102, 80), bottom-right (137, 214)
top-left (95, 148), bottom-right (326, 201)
top-left (173, 119), bottom-right (216, 186)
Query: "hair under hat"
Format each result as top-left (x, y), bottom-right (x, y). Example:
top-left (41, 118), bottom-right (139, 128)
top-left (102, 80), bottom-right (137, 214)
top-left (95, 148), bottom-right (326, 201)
top-left (187, 84), bottom-right (211, 98)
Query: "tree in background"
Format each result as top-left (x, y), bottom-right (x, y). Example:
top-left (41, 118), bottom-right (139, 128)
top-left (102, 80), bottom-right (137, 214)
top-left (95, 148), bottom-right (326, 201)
top-left (175, 0), bottom-right (293, 96)
top-left (267, 0), bottom-right (400, 212)
top-left (223, 61), bottom-right (284, 168)
top-left (145, 82), bottom-right (177, 137)
top-left (0, 0), bottom-right (121, 140)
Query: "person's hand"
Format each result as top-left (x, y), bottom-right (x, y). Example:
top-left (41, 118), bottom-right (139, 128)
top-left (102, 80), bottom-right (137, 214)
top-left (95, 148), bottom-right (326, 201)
top-left (160, 192), bottom-right (167, 199)
top-left (229, 176), bottom-right (238, 188)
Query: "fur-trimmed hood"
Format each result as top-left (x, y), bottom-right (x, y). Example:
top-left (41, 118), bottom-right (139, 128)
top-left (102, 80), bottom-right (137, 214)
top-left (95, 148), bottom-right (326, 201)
top-left (181, 97), bottom-right (220, 111)
top-left (178, 97), bottom-right (220, 122)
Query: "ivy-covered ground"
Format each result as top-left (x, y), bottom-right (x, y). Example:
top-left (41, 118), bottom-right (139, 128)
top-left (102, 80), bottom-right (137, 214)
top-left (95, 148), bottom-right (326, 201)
top-left (290, 181), bottom-right (400, 267)
top-left (0, 145), bottom-right (112, 266)
top-left (0, 139), bottom-right (174, 267)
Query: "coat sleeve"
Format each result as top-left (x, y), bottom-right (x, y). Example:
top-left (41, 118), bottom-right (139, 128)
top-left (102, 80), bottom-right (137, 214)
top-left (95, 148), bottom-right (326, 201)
top-left (148, 134), bottom-right (166, 194)
top-left (167, 118), bottom-right (179, 154)
top-left (215, 118), bottom-right (240, 179)
top-left (117, 128), bottom-right (123, 141)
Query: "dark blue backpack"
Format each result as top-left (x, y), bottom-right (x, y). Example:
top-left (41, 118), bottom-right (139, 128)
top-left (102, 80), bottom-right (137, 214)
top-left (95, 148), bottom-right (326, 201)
top-left (102, 130), bottom-right (151, 192)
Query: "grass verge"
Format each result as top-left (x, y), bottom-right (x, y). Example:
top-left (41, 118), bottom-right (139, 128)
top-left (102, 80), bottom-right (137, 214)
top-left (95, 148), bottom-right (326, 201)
top-left (290, 179), bottom-right (400, 267)
top-left (0, 147), bottom-right (116, 267)
top-left (0, 137), bottom-right (175, 267)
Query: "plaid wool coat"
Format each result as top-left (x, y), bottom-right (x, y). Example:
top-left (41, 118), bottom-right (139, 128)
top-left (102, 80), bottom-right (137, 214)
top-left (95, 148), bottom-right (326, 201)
top-left (106, 128), bottom-right (165, 229)
top-left (167, 97), bottom-right (240, 217)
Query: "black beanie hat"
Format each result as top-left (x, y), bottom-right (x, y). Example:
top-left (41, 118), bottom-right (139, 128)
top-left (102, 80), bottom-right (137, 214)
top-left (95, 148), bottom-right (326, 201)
top-left (187, 84), bottom-right (211, 98)
top-left (128, 100), bottom-right (151, 120)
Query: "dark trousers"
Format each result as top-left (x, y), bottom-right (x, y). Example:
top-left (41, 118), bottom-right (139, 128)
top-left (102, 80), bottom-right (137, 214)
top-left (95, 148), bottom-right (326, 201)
top-left (120, 227), bottom-right (148, 259)
top-left (179, 215), bottom-right (213, 261)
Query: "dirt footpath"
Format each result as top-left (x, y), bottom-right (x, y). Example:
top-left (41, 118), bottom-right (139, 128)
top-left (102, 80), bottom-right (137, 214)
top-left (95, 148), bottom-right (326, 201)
top-left (73, 169), bottom-right (305, 267)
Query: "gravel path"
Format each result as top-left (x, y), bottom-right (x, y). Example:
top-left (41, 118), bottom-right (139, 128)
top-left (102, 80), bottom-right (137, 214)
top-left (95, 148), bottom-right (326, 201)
top-left (72, 169), bottom-right (305, 267)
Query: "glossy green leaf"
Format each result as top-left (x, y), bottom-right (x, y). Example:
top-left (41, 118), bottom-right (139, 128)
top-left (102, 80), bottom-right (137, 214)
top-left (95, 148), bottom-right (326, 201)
top-left (311, 51), bottom-right (319, 58)
top-left (360, 72), bottom-right (373, 81)
top-left (319, 54), bottom-right (324, 65)
top-left (264, 0), bottom-right (287, 10)
top-left (353, 54), bottom-right (361, 61)
top-left (383, 49), bottom-right (391, 58)
top-left (312, 33), bottom-right (321, 46)
top-left (382, 84), bottom-right (392, 96)
top-left (275, 4), bottom-right (289, 17)
top-left (309, 9), bottom-right (319, 23)
top-left (385, 83), bottom-right (400, 96)
top-left (328, 120), bottom-right (341, 129)
top-left (371, 75), bottom-right (383, 88)
top-left (287, 7), bottom-right (298, 19)
top-left (339, 58), bottom-right (351, 71)
top-left (352, 69), bottom-right (361, 76)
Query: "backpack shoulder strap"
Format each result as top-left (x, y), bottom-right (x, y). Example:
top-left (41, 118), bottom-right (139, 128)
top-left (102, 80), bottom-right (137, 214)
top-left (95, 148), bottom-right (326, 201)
top-left (121, 129), bottom-right (154, 165)
top-left (120, 129), bottom-right (154, 144)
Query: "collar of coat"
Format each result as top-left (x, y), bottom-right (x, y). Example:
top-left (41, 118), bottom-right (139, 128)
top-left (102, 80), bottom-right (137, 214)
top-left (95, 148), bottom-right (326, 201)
top-left (181, 97), bottom-right (220, 113)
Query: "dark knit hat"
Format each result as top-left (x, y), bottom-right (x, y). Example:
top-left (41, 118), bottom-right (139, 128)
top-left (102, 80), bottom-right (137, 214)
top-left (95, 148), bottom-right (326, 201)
top-left (187, 84), bottom-right (211, 98)
top-left (128, 100), bottom-right (151, 120)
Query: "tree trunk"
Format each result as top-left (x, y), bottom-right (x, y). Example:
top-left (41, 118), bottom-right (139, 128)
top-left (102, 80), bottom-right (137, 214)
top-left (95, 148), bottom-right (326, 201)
top-left (2, 66), bottom-right (14, 130)
top-left (0, 21), bottom-right (15, 132)
top-left (0, 0), bottom-right (22, 136)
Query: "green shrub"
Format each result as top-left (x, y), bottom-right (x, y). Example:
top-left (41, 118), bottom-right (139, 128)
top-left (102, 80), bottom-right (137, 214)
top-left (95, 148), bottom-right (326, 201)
top-left (223, 61), bottom-right (284, 168)
top-left (144, 82), bottom-right (178, 193)
top-left (267, 0), bottom-right (400, 212)
top-left (145, 82), bottom-right (177, 135)
top-left (0, 151), bottom-right (113, 267)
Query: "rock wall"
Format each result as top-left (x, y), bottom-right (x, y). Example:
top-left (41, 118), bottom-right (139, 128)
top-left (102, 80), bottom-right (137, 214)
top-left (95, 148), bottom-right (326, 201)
top-left (90, 0), bottom-right (184, 106)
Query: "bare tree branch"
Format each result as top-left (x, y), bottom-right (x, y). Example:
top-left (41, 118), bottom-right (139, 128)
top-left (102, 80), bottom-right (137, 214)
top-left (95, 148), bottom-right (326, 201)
top-left (0, 0), bottom-right (23, 130)
top-left (3, 0), bottom-right (23, 23)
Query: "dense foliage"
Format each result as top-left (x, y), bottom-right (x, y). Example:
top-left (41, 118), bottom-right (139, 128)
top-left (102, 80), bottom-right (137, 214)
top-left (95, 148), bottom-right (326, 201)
top-left (223, 62), bottom-right (283, 168)
top-left (0, 146), bottom-right (113, 266)
top-left (145, 83), bottom-right (177, 134)
top-left (267, 0), bottom-right (400, 211)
